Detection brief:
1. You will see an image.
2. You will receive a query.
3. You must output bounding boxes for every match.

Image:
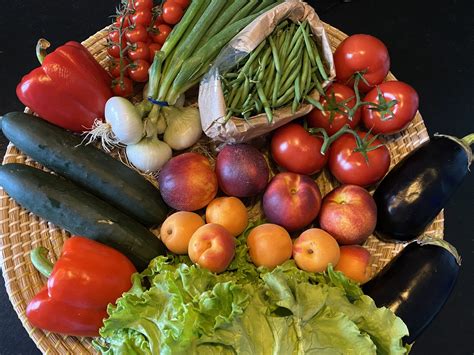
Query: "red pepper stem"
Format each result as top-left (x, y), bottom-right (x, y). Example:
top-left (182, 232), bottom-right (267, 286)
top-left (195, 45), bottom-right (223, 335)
top-left (30, 247), bottom-right (54, 278)
top-left (36, 39), bottom-right (51, 64)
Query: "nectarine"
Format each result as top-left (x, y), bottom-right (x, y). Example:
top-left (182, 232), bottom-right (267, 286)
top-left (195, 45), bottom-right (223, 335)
top-left (335, 245), bottom-right (372, 284)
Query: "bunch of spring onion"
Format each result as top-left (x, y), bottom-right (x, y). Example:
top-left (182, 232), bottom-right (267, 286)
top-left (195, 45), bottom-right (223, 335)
top-left (221, 20), bottom-right (329, 123)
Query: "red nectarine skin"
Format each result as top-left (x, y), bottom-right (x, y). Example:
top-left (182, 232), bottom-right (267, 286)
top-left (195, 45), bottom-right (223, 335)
top-left (319, 185), bottom-right (377, 245)
top-left (216, 144), bottom-right (269, 197)
top-left (335, 245), bottom-right (372, 284)
top-left (188, 224), bottom-right (236, 273)
top-left (159, 152), bottom-right (218, 211)
top-left (263, 172), bottom-right (322, 232)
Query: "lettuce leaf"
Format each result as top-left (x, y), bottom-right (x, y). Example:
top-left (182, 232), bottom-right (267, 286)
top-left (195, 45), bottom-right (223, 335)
top-left (96, 243), bottom-right (408, 355)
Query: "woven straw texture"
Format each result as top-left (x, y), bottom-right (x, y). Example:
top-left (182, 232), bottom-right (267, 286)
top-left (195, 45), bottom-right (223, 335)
top-left (0, 23), bottom-right (444, 354)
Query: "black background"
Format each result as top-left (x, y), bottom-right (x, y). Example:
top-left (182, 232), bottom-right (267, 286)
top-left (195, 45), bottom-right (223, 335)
top-left (0, 0), bottom-right (473, 353)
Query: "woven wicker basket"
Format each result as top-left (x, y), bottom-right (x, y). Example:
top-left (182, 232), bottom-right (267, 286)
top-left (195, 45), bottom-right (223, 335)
top-left (0, 23), bottom-right (444, 354)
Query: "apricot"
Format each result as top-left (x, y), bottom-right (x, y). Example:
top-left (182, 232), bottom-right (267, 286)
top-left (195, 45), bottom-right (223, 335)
top-left (206, 197), bottom-right (249, 237)
top-left (247, 224), bottom-right (293, 269)
top-left (335, 245), bottom-right (372, 284)
top-left (188, 224), bottom-right (236, 273)
top-left (160, 211), bottom-right (205, 254)
top-left (293, 228), bottom-right (340, 273)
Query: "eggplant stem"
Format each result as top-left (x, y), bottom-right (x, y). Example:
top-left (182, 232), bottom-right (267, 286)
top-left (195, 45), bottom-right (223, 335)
top-left (30, 247), bottom-right (54, 278)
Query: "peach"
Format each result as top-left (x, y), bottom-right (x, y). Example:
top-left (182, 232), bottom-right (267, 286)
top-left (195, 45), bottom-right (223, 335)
top-left (188, 223), bottom-right (236, 273)
top-left (159, 152), bottom-right (218, 211)
top-left (293, 228), bottom-right (340, 273)
top-left (319, 185), bottom-right (377, 245)
top-left (160, 211), bottom-right (205, 254)
top-left (205, 197), bottom-right (248, 237)
top-left (247, 224), bottom-right (292, 269)
top-left (263, 172), bottom-right (322, 232)
top-left (335, 245), bottom-right (372, 284)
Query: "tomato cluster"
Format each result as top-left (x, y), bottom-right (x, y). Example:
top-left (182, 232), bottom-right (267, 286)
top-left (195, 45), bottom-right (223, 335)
top-left (271, 34), bottom-right (420, 188)
top-left (107, 0), bottom-right (189, 97)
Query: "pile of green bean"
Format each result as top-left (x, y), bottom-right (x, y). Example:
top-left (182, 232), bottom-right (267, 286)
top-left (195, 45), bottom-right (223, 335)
top-left (221, 20), bottom-right (328, 123)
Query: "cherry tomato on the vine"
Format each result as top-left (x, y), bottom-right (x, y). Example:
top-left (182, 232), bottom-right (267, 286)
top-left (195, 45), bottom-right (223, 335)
top-left (307, 83), bottom-right (361, 136)
top-left (150, 24), bottom-right (172, 44)
top-left (114, 15), bottom-right (132, 28)
top-left (131, 9), bottom-right (153, 27)
top-left (334, 34), bottom-right (390, 92)
top-left (162, 3), bottom-right (184, 25)
top-left (328, 131), bottom-right (390, 187)
top-left (362, 81), bottom-right (419, 135)
top-left (112, 77), bottom-right (134, 97)
top-left (125, 24), bottom-right (149, 43)
top-left (148, 42), bottom-right (162, 62)
top-left (109, 58), bottom-right (129, 78)
top-left (108, 30), bottom-right (127, 47)
top-left (128, 59), bottom-right (150, 82)
top-left (153, 14), bottom-right (165, 26)
top-left (107, 44), bottom-right (121, 58)
top-left (128, 41), bottom-right (150, 61)
top-left (129, 0), bottom-right (153, 10)
top-left (167, 0), bottom-right (190, 9)
top-left (271, 123), bottom-right (328, 175)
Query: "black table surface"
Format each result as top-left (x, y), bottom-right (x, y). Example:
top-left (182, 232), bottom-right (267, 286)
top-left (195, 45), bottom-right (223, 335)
top-left (1, 0), bottom-right (473, 354)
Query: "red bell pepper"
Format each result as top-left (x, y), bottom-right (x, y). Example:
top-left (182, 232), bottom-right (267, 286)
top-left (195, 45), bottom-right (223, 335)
top-left (26, 236), bottom-right (136, 337)
top-left (16, 39), bottom-right (113, 132)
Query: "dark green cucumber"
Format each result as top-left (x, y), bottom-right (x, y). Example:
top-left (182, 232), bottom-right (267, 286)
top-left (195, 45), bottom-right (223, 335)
top-left (0, 163), bottom-right (166, 271)
top-left (1, 112), bottom-right (168, 227)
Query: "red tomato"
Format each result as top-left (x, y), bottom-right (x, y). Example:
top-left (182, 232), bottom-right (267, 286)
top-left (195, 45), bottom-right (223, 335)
top-left (125, 24), bottom-right (149, 43)
top-left (334, 34), bottom-right (390, 92)
top-left (362, 81), bottom-right (419, 135)
top-left (162, 3), bottom-right (184, 25)
top-left (128, 59), bottom-right (150, 82)
top-left (107, 44), bottom-right (121, 58)
top-left (108, 58), bottom-right (129, 78)
top-left (148, 43), bottom-right (162, 62)
top-left (127, 41), bottom-right (150, 61)
top-left (307, 83), bottom-right (361, 136)
top-left (271, 123), bottom-right (328, 175)
top-left (114, 15), bottom-right (132, 28)
top-left (112, 77), bottom-right (134, 97)
top-left (166, 0), bottom-right (190, 8)
top-left (131, 9), bottom-right (153, 27)
top-left (129, 0), bottom-right (153, 10)
top-left (153, 14), bottom-right (165, 26)
top-left (108, 30), bottom-right (127, 47)
top-left (150, 24), bottom-right (172, 44)
top-left (328, 131), bottom-right (390, 187)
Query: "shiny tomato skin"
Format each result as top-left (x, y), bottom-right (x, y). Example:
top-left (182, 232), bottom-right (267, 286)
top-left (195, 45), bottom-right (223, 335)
top-left (328, 132), bottom-right (390, 187)
top-left (127, 41), bottom-right (150, 61)
top-left (128, 59), bottom-right (150, 82)
top-left (130, 0), bottom-right (153, 10)
top-left (108, 30), bottom-right (127, 47)
top-left (109, 58), bottom-right (129, 78)
top-left (362, 81), bottom-right (419, 135)
top-left (125, 24), bottom-right (149, 43)
top-left (271, 123), bottom-right (328, 175)
top-left (150, 24), bottom-right (172, 44)
top-left (112, 77), bottom-right (134, 98)
top-left (131, 9), bottom-right (153, 27)
top-left (334, 34), bottom-right (390, 92)
top-left (307, 83), bottom-right (361, 136)
top-left (148, 43), bottom-right (162, 62)
top-left (162, 3), bottom-right (184, 25)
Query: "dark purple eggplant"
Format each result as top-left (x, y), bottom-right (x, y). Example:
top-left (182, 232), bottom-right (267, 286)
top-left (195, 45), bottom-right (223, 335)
top-left (363, 238), bottom-right (461, 343)
top-left (373, 133), bottom-right (473, 242)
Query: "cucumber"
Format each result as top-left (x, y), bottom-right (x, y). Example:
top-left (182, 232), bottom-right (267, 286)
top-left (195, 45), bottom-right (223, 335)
top-left (1, 112), bottom-right (168, 227)
top-left (0, 163), bottom-right (166, 271)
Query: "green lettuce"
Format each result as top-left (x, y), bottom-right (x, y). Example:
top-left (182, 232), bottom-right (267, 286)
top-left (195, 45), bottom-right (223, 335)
top-left (95, 232), bottom-right (409, 355)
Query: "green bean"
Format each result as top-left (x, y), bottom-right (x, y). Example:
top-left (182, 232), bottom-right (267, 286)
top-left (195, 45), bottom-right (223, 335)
top-left (272, 72), bottom-right (282, 106)
top-left (264, 59), bottom-right (276, 101)
top-left (310, 36), bottom-right (328, 81)
top-left (257, 46), bottom-right (273, 82)
top-left (275, 85), bottom-right (295, 107)
top-left (280, 35), bottom-right (304, 84)
top-left (294, 75), bottom-right (301, 104)
top-left (292, 95), bottom-right (299, 114)
top-left (256, 82), bottom-right (273, 122)
top-left (279, 50), bottom-right (303, 95)
top-left (312, 70), bottom-right (324, 95)
top-left (288, 24), bottom-right (304, 54)
top-left (300, 51), bottom-right (310, 97)
top-left (269, 36), bottom-right (281, 74)
top-left (236, 39), bottom-right (267, 81)
top-left (254, 97), bottom-right (262, 113)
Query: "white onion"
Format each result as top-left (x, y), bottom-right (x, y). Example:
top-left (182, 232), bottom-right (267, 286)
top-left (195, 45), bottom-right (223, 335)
top-left (105, 97), bottom-right (144, 145)
top-left (163, 106), bottom-right (202, 150)
top-left (126, 136), bottom-right (172, 173)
